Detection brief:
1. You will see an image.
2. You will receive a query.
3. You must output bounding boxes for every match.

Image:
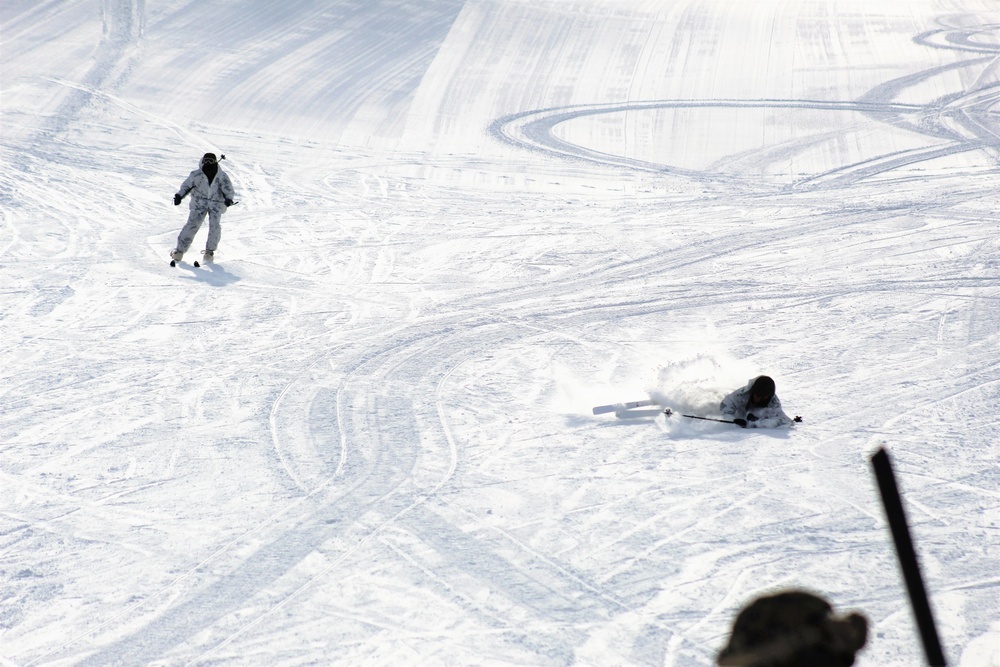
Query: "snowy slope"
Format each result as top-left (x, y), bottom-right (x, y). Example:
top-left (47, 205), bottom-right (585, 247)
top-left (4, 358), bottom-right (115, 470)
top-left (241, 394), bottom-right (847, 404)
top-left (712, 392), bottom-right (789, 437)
top-left (2, 1), bottom-right (999, 665)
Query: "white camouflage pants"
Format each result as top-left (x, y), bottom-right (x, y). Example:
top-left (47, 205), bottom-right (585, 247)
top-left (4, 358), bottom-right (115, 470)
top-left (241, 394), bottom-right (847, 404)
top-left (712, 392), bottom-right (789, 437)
top-left (176, 206), bottom-right (223, 254)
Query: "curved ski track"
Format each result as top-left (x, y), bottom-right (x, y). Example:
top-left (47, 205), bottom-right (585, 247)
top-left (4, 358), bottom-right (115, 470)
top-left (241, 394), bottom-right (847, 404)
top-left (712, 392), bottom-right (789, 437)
top-left (492, 22), bottom-right (1000, 192)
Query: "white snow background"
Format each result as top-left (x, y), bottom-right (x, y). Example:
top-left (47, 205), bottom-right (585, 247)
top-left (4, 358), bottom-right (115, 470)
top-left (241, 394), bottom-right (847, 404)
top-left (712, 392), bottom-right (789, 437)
top-left (2, 0), bottom-right (999, 665)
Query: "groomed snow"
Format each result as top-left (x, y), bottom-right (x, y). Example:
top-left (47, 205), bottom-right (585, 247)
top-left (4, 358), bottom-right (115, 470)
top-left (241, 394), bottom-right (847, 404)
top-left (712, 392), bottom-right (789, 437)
top-left (2, 1), bottom-right (999, 665)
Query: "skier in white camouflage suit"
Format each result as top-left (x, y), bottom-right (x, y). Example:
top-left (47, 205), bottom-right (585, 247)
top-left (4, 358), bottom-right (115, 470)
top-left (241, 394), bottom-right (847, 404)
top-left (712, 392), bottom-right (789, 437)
top-left (170, 152), bottom-right (235, 264)
top-left (720, 375), bottom-right (800, 428)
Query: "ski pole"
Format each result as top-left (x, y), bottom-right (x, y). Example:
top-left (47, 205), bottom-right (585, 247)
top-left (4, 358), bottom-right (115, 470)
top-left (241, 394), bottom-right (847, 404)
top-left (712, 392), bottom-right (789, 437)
top-left (663, 409), bottom-right (736, 424)
top-left (870, 447), bottom-right (947, 666)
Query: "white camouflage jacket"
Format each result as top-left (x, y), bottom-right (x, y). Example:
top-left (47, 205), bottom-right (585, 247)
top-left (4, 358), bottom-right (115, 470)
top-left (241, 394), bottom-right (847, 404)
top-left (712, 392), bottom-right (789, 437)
top-left (177, 168), bottom-right (235, 212)
top-left (719, 376), bottom-right (792, 428)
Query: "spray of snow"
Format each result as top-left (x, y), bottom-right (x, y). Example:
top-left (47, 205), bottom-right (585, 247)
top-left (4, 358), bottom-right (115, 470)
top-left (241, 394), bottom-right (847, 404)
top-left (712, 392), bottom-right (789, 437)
top-left (650, 353), bottom-right (758, 414)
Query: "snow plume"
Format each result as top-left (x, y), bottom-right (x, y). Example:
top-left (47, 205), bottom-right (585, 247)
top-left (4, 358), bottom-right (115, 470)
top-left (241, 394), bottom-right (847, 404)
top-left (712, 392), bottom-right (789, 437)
top-left (649, 354), bottom-right (757, 415)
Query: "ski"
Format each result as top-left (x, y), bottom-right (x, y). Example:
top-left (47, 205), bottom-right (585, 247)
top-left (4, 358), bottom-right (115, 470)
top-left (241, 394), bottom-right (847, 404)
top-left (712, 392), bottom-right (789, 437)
top-left (169, 259), bottom-right (201, 268)
top-left (592, 399), bottom-right (656, 415)
top-left (615, 409), bottom-right (663, 419)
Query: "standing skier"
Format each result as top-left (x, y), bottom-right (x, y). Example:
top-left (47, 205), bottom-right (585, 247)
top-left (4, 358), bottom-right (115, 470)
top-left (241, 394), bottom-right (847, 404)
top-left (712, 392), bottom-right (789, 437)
top-left (170, 152), bottom-right (235, 264)
top-left (720, 375), bottom-right (799, 428)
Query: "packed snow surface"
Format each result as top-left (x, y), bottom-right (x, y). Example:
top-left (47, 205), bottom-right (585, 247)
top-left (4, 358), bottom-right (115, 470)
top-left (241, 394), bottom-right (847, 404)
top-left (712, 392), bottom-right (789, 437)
top-left (2, 1), bottom-right (999, 665)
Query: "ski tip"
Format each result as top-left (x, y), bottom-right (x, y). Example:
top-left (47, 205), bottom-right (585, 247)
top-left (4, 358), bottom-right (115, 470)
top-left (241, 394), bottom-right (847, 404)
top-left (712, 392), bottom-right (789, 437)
top-left (193, 261), bottom-right (201, 268)
top-left (170, 259), bottom-right (177, 267)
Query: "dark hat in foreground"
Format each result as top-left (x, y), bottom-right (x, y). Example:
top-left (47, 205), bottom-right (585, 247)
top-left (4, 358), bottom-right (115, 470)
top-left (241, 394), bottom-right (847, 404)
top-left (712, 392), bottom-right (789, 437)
top-left (717, 590), bottom-right (868, 667)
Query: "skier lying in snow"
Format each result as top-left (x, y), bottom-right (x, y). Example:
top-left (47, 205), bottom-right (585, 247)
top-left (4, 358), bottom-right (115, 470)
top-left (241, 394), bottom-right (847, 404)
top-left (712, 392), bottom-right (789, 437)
top-left (170, 152), bottom-right (236, 264)
top-left (720, 375), bottom-right (801, 428)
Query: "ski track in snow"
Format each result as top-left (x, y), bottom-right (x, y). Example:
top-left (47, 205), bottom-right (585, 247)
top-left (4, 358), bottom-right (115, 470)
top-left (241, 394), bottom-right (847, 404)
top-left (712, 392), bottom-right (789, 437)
top-left (2, 1), bottom-right (1000, 666)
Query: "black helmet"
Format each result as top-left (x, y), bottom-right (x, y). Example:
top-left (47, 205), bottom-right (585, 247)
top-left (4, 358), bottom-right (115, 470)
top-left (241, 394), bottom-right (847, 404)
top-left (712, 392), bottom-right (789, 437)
top-left (201, 153), bottom-right (218, 166)
top-left (749, 376), bottom-right (776, 407)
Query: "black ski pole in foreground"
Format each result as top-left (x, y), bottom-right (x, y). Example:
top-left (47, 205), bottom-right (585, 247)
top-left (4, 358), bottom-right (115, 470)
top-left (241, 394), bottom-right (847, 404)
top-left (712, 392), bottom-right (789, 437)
top-left (870, 447), bottom-right (947, 666)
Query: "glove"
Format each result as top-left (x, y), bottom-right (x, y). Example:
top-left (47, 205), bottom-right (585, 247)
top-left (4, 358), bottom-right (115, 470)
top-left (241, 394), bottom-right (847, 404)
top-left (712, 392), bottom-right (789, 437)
top-left (793, 416), bottom-right (803, 423)
top-left (174, 194), bottom-right (183, 206)
top-left (734, 418), bottom-right (747, 428)
top-left (224, 198), bottom-right (234, 207)
top-left (746, 413), bottom-right (758, 422)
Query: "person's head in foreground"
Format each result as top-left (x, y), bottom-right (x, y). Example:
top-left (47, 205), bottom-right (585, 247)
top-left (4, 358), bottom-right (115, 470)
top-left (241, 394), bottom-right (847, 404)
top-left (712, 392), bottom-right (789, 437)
top-left (716, 590), bottom-right (868, 667)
